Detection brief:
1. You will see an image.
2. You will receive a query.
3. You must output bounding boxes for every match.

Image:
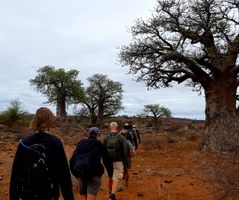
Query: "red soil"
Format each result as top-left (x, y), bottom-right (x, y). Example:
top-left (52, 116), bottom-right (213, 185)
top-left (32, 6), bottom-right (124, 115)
top-left (1, 131), bottom-right (239, 200)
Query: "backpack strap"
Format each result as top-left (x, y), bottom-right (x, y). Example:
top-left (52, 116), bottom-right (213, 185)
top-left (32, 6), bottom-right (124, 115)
top-left (19, 139), bottom-right (43, 156)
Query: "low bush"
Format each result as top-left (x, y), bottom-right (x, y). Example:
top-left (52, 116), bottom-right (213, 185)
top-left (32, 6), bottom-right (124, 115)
top-left (0, 100), bottom-right (29, 126)
top-left (141, 133), bottom-right (169, 150)
top-left (174, 127), bottom-right (189, 136)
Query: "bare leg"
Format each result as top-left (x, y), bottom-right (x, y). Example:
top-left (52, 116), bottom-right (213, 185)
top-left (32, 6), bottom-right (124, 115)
top-left (124, 169), bottom-right (129, 187)
top-left (80, 195), bottom-right (87, 200)
top-left (87, 194), bottom-right (97, 200)
top-left (111, 179), bottom-right (120, 194)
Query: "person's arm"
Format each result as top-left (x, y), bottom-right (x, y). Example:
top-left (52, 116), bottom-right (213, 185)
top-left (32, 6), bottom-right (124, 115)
top-left (103, 133), bottom-right (108, 146)
top-left (99, 142), bottom-right (113, 193)
top-left (132, 131), bottom-right (138, 149)
top-left (136, 130), bottom-right (141, 144)
top-left (127, 140), bottom-right (136, 157)
top-left (120, 136), bottom-right (128, 167)
top-left (56, 141), bottom-right (74, 200)
top-left (100, 143), bottom-right (113, 178)
top-left (9, 143), bottom-right (25, 200)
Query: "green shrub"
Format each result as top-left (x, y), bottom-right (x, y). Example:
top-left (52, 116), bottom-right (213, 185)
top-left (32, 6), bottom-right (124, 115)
top-left (174, 127), bottom-right (189, 136)
top-left (142, 134), bottom-right (168, 150)
top-left (0, 99), bottom-right (29, 126)
top-left (187, 122), bottom-right (196, 130)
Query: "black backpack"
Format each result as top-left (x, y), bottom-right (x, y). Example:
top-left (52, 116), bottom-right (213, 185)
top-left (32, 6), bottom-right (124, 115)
top-left (69, 140), bottom-right (99, 178)
top-left (17, 139), bottom-right (54, 200)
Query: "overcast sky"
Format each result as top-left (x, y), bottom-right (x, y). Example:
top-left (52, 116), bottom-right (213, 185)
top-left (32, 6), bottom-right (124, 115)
top-left (0, 0), bottom-right (205, 120)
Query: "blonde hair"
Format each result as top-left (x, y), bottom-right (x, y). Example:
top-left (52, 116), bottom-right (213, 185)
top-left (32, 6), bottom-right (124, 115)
top-left (110, 122), bottom-right (118, 128)
top-left (29, 107), bottom-right (56, 132)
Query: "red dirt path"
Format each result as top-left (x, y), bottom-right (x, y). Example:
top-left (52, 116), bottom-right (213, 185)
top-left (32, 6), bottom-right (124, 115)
top-left (1, 133), bottom-right (239, 200)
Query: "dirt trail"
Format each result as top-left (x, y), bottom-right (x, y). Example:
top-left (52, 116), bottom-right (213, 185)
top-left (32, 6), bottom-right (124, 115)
top-left (1, 136), bottom-right (238, 200)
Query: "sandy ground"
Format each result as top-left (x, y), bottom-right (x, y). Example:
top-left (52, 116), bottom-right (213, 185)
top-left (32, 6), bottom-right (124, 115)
top-left (1, 133), bottom-right (239, 200)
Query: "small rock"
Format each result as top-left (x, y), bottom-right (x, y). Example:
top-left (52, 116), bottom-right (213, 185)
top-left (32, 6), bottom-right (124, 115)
top-left (0, 176), bottom-right (3, 180)
top-left (164, 179), bottom-right (172, 183)
top-left (137, 191), bottom-right (144, 197)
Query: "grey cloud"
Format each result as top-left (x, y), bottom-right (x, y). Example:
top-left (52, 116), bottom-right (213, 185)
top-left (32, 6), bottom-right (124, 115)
top-left (0, 0), bottom-right (205, 119)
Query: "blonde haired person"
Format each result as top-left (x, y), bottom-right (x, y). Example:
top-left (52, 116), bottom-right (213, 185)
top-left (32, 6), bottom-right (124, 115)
top-left (10, 107), bottom-right (74, 200)
top-left (103, 122), bottom-right (128, 200)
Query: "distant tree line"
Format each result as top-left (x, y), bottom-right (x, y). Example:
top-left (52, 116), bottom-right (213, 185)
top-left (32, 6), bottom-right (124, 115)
top-left (28, 66), bottom-right (172, 128)
top-left (29, 66), bottom-right (124, 127)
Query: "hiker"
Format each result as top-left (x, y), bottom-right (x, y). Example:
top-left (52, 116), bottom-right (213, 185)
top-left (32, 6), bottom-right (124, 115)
top-left (121, 130), bottom-right (136, 187)
top-left (123, 123), bottom-right (138, 150)
top-left (103, 122), bottom-right (128, 200)
top-left (69, 127), bottom-right (113, 200)
top-left (132, 125), bottom-right (141, 149)
top-left (9, 107), bottom-right (74, 200)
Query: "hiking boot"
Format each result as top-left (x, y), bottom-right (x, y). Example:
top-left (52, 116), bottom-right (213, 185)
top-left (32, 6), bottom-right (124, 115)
top-left (109, 193), bottom-right (116, 200)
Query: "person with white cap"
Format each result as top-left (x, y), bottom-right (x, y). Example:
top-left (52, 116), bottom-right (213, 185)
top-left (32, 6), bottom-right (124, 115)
top-left (103, 122), bottom-right (128, 200)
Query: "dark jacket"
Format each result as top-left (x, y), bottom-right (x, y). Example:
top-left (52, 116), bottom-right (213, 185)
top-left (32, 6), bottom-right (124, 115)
top-left (124, 124), bottom-right (138, 149)
top-left (9, 131), bottom-right (74, 200)
top-left (70, 138), bottom-right (113, 178)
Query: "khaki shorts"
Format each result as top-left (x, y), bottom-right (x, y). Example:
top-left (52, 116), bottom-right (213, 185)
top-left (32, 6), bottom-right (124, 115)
top-left (112, 161), bottom-right (124, 180)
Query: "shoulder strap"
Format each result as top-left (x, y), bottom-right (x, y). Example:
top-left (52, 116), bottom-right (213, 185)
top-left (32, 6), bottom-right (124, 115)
top-left (19, 139), bottom-right (42, 156)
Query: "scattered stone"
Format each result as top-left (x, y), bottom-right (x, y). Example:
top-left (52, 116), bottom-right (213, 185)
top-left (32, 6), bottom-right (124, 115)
top-left (151, 171), bottom-right (163, 176)
top-left (137, 191), bottom-right (144, 197)
top-left (167, 138), bottom-right (175, 143)
top-left (0, 176), bottom-right (3, 180)
top-left (164, 179), bottom-right (173, 183)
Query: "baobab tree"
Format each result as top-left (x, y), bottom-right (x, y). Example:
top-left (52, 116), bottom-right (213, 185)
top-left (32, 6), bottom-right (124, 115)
top-left (79, 74), bottom-right (124, 127)
top-left (119, 0), bottom-right (239, 150)
top-left (143, 104), bottom-right (172, 130)
top-left (30, 66), bottom-right (84, 120)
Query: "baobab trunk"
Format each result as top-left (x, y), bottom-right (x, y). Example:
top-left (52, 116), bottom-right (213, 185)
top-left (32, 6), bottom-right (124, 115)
top-left (89, 113), bottom-right (97, 125)
top-left (97, 99), bottom-right (104, 128)
top-left (203, 74), bottom-right (239, 151)
top-left (56, 97), bottom-right (67, 121)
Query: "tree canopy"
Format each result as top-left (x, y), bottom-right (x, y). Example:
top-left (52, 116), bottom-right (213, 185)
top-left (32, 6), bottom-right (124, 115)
top-left (144, 104), bottom-right (172, 119)
top-left (119, 0), bottom-right (239, 150)
top-left (143, 104), bottom-right (172, 130)
top-left (30, 66), bottom-right (84, 119)
top-left (120, 0), bottom-right (239, 91)
top-left (79, 74), bottom-right (124, 126)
